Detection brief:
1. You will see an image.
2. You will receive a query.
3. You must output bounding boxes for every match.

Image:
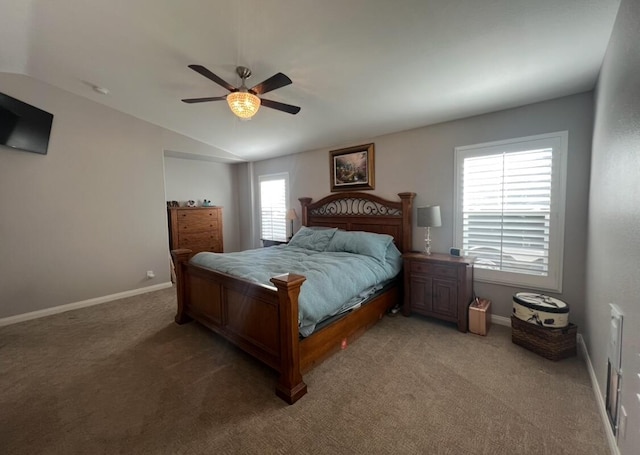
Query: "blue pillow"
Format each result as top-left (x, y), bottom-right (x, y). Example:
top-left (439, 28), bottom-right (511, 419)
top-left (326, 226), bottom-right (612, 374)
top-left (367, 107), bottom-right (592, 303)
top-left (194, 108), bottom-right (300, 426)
top-left (326, 230), bottom-right (394, 262)
top-left (384, 241), bottom-right (403, 273)
top-left (385, 241), bottom-right (402, 264)
top-left (288, 226), bottom-right (338, 251)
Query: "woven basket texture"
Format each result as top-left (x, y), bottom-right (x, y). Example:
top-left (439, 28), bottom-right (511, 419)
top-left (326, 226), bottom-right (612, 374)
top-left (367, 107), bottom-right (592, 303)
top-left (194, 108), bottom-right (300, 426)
top-left (511, 316), bottom-right (577, 361)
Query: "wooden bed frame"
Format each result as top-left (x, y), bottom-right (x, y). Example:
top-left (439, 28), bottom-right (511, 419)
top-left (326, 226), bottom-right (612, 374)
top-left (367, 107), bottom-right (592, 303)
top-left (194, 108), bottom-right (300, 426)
top-left (171, 192), bottom-right (415, 404)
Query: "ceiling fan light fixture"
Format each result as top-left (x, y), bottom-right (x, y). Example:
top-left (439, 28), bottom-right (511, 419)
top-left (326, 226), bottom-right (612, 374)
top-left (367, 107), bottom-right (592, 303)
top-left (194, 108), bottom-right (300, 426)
top-left (227, 91), bottom-right (261, 119)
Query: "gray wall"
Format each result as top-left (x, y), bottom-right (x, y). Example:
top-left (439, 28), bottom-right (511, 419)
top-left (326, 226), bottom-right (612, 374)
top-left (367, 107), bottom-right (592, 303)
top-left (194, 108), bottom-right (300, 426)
top-left (163, 156), bottom-right (240, 252)
top-left (247, 92), bottom-right (594, 327)
top-left (235, 162), bottom-right (257, 251)
top-left (0, 73), bottom-right (238, 319)
top-left (586, 0), bottom-right (640, 453)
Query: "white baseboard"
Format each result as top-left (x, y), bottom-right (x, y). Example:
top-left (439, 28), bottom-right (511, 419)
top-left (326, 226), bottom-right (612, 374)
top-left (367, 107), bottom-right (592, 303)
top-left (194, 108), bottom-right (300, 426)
top-left (491, 314), bottom-right (511, 326)
top-left (0, 282), bottom-right (173, 327)
top-left (577, 334), bottom-right (619, 455)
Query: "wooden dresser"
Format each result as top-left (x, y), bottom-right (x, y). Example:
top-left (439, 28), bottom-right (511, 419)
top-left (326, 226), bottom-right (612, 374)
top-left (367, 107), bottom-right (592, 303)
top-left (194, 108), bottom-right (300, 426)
top-left (402, 252), bottom-right (473, 332)
top-left (167, 207), bottom-right (223, 255)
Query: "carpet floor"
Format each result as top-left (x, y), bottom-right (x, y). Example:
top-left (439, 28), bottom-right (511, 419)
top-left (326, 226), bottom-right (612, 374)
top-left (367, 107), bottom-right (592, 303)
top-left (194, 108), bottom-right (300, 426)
top-left (0, 288), bottom-right (609, 454)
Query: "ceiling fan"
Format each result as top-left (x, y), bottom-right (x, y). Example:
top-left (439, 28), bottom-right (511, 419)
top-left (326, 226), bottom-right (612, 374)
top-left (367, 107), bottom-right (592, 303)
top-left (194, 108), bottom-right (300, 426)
top-left (181, 65), bottom-right (301, 119)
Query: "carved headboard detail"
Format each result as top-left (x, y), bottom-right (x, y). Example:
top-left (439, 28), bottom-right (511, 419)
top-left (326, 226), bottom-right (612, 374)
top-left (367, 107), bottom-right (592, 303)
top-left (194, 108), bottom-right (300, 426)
top-left (299, 192), bottom-right (415, 253)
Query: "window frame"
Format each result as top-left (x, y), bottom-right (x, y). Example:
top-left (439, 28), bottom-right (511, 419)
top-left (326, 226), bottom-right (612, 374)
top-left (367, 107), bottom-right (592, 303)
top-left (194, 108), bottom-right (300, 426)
top-left (453, 131), bottom-right (568, 292)
top-left (258, 172), bottom-right (290, 242)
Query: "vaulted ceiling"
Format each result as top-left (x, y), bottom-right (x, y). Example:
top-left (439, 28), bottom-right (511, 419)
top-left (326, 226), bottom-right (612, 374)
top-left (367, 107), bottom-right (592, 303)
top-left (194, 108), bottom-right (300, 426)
top-left (0, 0), bottom-right (620, 162)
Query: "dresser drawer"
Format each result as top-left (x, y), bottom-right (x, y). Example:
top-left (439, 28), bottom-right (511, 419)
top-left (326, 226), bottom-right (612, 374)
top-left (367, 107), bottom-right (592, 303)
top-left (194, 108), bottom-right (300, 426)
top-left (178, 217), bottom-right (219, 232)
top-left (177, 208), bottom-right (218, 222)
top-left (180, 239), bottom-right (222, 253)
top-left (177, 208), bottom-right (219, 219)
top-left (178, 231), bottom-right (220, 244)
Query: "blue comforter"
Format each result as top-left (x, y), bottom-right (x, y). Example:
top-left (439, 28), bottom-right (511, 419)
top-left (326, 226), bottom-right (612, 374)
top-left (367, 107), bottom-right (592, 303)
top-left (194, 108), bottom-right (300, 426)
top-left (190, 245), bottom-right (401, 336)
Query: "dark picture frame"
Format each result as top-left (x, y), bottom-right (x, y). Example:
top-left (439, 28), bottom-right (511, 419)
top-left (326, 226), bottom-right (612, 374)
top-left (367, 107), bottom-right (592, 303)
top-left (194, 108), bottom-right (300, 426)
top-left (329, 143), bottom-right (375, 192)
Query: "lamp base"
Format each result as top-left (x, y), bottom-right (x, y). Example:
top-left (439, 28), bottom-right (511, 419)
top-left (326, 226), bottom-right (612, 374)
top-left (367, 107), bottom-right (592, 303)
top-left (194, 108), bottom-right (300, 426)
top-left (423, 227), bottom-right (432, 255)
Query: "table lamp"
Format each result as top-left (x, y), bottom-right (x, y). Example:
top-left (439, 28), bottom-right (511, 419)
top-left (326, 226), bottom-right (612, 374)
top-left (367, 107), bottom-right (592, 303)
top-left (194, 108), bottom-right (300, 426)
top-left (417, 205), bottom-right (441, 255)
top-left (286, 208), bottom-right (298, 240)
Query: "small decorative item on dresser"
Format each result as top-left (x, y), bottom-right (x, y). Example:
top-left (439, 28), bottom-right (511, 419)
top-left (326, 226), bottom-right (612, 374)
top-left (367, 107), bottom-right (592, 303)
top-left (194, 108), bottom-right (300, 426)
top-left (511, 316), bottom-right (577, 360)
top-left (202, 199), bottom-right (214, 207)
top-left (186, 200), bottom-right (196, 207)
top-left (469, 297), bottom-right (491, 336)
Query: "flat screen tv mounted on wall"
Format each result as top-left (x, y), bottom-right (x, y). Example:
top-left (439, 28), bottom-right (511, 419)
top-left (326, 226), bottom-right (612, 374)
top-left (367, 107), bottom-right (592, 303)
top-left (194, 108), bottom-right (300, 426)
top-left (0, 92), bottom-right (53, 155)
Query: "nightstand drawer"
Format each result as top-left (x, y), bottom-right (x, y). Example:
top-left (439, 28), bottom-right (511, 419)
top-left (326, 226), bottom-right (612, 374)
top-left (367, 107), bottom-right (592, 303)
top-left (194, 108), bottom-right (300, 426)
top-left (432, 265), bottom-right (458, 279)
top-left (410, 261), bottom-right (457, 279)
top-left (410, 261), bottom-right (431, 274)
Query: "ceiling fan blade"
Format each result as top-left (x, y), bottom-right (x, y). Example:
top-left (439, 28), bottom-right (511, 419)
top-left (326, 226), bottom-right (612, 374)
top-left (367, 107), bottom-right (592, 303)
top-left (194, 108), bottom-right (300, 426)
top-left (188, 65), bottom-right (236, 92)
top-left (181, 96), bottom-right (226, 104)
top-left (260, 98), bottom-right (301, 115)
top-left (249, 73), bottom-right (292, 95)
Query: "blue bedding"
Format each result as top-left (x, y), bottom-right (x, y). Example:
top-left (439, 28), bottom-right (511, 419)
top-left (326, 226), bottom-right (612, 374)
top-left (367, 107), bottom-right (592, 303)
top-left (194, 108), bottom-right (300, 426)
top-left (190, 243), bottom-right (402, 336)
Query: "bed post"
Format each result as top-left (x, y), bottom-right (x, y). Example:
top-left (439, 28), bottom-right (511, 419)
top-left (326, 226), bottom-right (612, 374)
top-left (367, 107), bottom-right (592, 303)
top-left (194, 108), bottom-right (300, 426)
top-left (398, 192), bottom-right (415, 253)
top-left (270, 273), bottom-right (308, 404)
top-left (299, 197), bottom-right (312, 227)
top-left (170, 249), bottom-right (193, 325)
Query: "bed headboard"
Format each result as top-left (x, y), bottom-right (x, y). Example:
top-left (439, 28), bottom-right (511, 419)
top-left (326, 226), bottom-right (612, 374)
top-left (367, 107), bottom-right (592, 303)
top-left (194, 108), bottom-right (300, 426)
top-left (298, 192), bottom-right (416, 253)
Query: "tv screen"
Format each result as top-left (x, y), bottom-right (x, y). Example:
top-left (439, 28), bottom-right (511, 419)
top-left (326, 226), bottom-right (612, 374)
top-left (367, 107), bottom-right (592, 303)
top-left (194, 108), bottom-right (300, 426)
top-left (0, 93), bottom-right (53, 155)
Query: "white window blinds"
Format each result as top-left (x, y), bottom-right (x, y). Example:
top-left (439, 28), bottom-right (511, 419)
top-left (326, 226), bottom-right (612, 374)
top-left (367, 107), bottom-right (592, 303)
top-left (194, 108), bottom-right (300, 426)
top-left (259, 174), bottom-right (288, 242)
top-left (462, 149), bottom-right (552, 275)
top-left (454, 132), bottom-right (567, 291)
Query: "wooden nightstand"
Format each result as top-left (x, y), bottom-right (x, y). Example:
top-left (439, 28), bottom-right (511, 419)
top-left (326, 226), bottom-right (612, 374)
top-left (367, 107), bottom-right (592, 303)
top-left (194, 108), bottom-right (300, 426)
top-left (403, 252), bottom-right (474, 332)
top-left (261, 239), bottom-right (288, 247)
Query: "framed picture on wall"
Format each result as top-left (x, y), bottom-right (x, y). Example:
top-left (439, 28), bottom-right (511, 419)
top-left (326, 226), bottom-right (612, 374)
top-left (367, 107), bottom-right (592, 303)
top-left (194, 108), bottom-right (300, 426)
top-left (329, 143), bottom-right (375, 192)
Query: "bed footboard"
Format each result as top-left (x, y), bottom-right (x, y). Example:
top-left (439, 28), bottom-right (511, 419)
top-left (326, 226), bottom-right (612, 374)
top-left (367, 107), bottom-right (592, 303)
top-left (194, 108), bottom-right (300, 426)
top-left (171, 249), bottom-right (308, 404)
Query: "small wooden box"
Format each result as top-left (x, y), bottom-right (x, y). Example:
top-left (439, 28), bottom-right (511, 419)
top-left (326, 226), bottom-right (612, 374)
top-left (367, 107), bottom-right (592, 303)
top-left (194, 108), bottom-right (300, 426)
top-left (469, 298), bottom-right (491, 336)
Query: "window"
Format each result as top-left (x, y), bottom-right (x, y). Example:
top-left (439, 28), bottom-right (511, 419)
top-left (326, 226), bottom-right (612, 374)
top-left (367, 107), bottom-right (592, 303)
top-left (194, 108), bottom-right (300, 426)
top-left (259, 173), bottom-right (289, 242)
top-left (454, 132), bottom-right (567, 292)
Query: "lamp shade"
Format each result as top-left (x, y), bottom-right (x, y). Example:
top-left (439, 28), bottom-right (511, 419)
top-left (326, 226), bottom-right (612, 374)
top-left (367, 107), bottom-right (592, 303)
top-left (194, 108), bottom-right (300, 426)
top-left (286, 208), bottom-right (298, 221)
top-left (417, 205), bottom-right (441, 228)
top-left (227, 91), bottom-right (261, 119)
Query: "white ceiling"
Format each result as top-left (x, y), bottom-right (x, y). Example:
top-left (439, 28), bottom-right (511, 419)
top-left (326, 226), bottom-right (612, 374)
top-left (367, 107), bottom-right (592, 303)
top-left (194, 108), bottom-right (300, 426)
top-left (0, 0), bottom-right (620, 162)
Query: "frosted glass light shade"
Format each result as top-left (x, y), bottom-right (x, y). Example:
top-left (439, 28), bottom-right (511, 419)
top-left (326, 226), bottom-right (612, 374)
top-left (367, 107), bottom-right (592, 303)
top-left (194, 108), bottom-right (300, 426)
top-left (227, 91), bottom-right (261, 119)
top-left (417, 205), bottom-right (442, 227)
